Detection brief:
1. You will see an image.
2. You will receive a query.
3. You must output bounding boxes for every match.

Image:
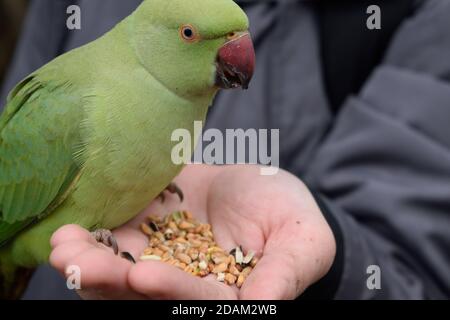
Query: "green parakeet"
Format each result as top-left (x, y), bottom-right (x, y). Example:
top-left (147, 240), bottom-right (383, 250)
top-left (0, 0), bottom-right (255, 298)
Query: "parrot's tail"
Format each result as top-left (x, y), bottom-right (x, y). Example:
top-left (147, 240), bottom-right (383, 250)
top-left (0, 253), bottom-right (35, 299)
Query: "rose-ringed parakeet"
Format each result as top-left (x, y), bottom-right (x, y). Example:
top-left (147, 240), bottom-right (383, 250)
top-left (0, 0), bottom-right (255, 298)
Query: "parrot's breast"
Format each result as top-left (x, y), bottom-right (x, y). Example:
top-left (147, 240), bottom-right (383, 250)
top-left (74, 68), bottom-right (212, 229)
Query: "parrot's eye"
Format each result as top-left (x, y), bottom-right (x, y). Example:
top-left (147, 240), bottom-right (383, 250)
top-left (227, 32), bottom-right (237, 40)
top-left (180, 24), bottom-right (199, 43)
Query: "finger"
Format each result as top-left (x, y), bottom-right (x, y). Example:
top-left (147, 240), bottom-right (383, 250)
top-left (50, 224), bottom-right (96, 248)
top-left (64, 247), bottom-right (134, 296)
top-left (49, 240), bottom-right (96, 274)
top-left (128, 261), bottom-right (237, 300)
top-left (50, 227), bottom-right (147, 300)
top-left (239, 252), bottom-right (302, 300)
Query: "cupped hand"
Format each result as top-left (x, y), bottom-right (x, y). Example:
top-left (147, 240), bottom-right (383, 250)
top-left (50, 164), bottom-right (336, 300)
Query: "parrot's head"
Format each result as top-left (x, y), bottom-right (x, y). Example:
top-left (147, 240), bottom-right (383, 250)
top-left (130, 0), bottom-right (255, 99)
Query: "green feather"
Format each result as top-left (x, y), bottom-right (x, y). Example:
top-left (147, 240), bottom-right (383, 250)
top-left (0, 75), bottom-right (83, 244)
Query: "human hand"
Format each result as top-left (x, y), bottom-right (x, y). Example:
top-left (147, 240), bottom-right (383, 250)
top-left (50, 164), bottom-right (336, 299)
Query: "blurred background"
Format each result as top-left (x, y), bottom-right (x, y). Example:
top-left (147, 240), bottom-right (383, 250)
top-left (0, 0), bottom-right (28, 85)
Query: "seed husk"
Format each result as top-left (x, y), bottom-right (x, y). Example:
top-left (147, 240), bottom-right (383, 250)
top-left (179, 230), bottom-right (187, 238)
top-left (164, 228), bottom-right (174, 240)
top-left (189, 239), bottom-right (202, 248)
top-left (250, 257), bottom-right (259, 268)
top-left (157, 244), bottom-right (172, 253)
top-left (143, 247), bottom-right (153, 255)
top-left (235, 246), bottom-right (244, 264)
top-left (140, 223), bottom-right (153, 236)
top-left (224, 273), bottom-right (237, 285)
top-left (140, 255), bottom-right (162, 261)
top-left (175, 237), bottom-right (188, 244)
top-left (172, 211), bottom-right (183, 222)
top-left (188, 249), bottom-right (199, 261)
top-left (198, 260), bottom-right (208, 270)
top-left (236, 274), bottom-right (245, 288)
top-left (211, 253), bottom-right (227, 264)
top-left (176, 253), bottom-right (192, 265)
top-left (242, 266), bottom-right (253, 277)
top-left (243, 250), bottom-right (255, 265)
top-left (149, 237), bottom-right (160, 247)
top-left (208, 246), bottom-right (223, 254)
top-left (198, 270), bottom-right (208, 277)
top-left (229, 255), bottom-right (236, 266)
top-left (168, 221), bottom-right (179, 232)
top-left (177, 262), bottom-right (187, 270)
top-left (229, 264), bottom-right (241, 276)
top-left (179, 220), bottom-right (196, 230)
top-left (202, 230), bottom-right (214, 239)
top-left (212, 262), bottom-right (228, 274)
top-left (148, 214), bottom-right (162, 223)
top-left (183, 210), bottom-right (193, 220)
top-left (217, 272), bottom-right (226, 282)
top-left (154, 231), bottom-right (165, 242)
top-left (149, 221), bottom-right (160, 232)
top-left (152, 248), bottom-right (164, 257)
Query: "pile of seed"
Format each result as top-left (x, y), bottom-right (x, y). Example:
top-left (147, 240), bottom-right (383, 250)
top-left (139, 210), bottom-right (258, 288)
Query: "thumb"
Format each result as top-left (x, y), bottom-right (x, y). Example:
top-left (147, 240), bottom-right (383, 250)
top-left (128, 261), bottom-right (238, 300)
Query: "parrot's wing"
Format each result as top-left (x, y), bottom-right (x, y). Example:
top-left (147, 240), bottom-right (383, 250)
top-left (0, 74), bottom-right (84, 246)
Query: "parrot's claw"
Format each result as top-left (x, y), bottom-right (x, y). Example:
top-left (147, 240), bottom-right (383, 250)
top-left (91, 229), bottom-right (119, 255)
top-left (120, 251), bottom-right (136, 264)
top-left (158, 182), bottom-right (184, 203)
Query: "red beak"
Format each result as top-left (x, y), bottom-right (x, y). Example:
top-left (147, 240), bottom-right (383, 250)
top-left (215, 32), bottom-right (255, 90)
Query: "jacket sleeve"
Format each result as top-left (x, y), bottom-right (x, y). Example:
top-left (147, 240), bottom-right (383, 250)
top-left (303, 0), bottom-right (450, 299)
top-left (0, 0), bottom-right (75, 108)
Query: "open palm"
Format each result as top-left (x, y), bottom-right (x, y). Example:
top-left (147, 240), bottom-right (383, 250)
top-left (50, 164), bottom-right (336, 300)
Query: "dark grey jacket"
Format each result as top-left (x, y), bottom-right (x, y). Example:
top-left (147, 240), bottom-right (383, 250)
top-left (1, 0), bottom-right (449, 299)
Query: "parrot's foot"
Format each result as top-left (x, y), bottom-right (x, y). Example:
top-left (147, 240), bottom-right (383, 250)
top-left (158, 182), bottom-right (184, 203)
top-left (91, 229), bottom-right (119, 255)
